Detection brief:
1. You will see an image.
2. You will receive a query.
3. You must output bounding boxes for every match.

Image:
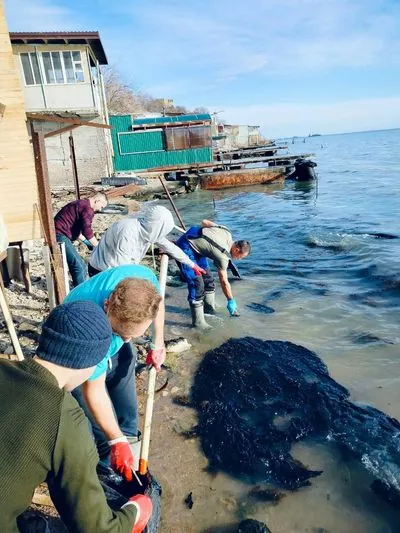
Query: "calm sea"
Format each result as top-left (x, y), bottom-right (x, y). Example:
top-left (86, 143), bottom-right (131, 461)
top-left (163, 128), bottom-right (400, 532)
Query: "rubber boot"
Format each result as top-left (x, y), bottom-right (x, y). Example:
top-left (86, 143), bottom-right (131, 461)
top-left (203, 290), bottom-right (216, 315)
top-left (190, 300), bottom-right (211, 329)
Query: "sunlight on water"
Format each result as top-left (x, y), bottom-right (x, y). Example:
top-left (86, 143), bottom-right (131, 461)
top-left (158, 129), bottom-right (400, 532)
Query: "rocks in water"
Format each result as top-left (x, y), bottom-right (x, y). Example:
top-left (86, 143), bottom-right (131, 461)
top-left (238, 519), bottom-right (271, 533)
top-left (246, 303), bottom-right (275, 314)
top-left (165, 337), bottom-right (192, 353)
top-left (191, 337), bottom-right (400, 503)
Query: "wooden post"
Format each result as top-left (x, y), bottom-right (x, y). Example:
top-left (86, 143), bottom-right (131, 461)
top-left (158, 176), bottom-right (186, 230)
top-left (0, 268), bottom-right (24, 360)
top-left (43, 246), bottom-right (56, 310)
top-left (31, 129), bottom-right (66, 304)
top-left (69, 133), bottom-right (80, 200)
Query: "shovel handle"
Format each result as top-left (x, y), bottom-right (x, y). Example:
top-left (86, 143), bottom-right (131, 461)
top-left (139, 254), bottom-right (169, 475)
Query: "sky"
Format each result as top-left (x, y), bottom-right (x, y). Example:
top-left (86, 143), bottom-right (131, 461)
top-left (4, 0), bottom-right (400, 137)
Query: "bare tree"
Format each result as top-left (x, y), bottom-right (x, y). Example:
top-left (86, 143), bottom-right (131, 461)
top-left (101, 65), bottom-right (145, 114)
top-left (193, 106), bottom-right (210, 114)
top-left (102, 65), bottom-right (191, 116)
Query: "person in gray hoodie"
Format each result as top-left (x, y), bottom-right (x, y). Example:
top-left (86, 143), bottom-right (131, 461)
top-left (89, 205), bottom-right (205, 277)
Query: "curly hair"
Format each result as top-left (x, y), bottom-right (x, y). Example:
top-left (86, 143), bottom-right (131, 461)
top-left (107, 278), bottom-right (162, 325)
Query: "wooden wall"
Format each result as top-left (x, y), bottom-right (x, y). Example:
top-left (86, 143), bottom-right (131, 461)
top-left (0, 1), bottom-right (40, 242)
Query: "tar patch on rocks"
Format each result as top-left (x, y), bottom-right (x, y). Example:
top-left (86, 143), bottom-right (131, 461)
top-left (191, 337), bottom-right (400, 503)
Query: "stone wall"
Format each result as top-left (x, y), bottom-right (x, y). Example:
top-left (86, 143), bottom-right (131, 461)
top-left (33, 117), bottom-right (112, 189)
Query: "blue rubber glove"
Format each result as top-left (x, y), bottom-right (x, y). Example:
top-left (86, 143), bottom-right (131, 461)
top-left (227, 298), bottom-right (238, 316)
top-left (83, 239), bottom-right (94, 251)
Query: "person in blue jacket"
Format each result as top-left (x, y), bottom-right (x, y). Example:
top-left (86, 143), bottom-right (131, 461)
top-left (64, 264), bottom-right (164, 481)
top-left (176, 219), bottom-right (251, 328)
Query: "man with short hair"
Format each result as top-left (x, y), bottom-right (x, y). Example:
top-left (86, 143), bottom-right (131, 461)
top-left (54, 192), bottom-right (108, 286)
top-left (176, 219), bottom-right (251, 328)
top-left (0, 300), bottom-right (152, 533)
top-left (65, 264), bottom-right (165, 481)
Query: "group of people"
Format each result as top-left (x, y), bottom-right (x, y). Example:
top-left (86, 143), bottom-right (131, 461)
top-left (1, 192), bottom-right (251, 532)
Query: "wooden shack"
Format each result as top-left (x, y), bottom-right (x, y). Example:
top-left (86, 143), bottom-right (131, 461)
top-left (0, 2), bottom-right (39, 242)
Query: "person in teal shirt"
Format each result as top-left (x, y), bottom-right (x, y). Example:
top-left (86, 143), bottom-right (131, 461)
top-left (64, 264), bottom-right (165, 481)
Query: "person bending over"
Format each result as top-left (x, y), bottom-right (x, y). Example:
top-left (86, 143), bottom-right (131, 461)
top-left (176, 219), bottom-right (250, 328)
top-left (0, 300), bottom-right (151, 533)
top-left (65, 264), bottom-right (164, 480)
top-left (54, 192), bottom-right (108, 286)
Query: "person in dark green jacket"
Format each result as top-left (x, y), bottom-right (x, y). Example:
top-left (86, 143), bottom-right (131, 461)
top-left (0, 300), bottom-right (152, 533)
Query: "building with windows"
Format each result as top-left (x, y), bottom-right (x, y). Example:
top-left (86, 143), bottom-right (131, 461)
top-left (10, 31), bottom-right (112, 187)
top-left (110, 114), bottom-right (213, 172)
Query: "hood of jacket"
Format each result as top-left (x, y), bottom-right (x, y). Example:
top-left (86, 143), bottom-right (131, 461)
top-left (138, 205), bottom-right (175, 245)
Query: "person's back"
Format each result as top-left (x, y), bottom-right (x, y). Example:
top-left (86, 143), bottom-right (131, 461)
top-left (0, 358), bottom-right (65, 532)
top-left (90, 217), bottom-right (142, 271)
top-left (89, 205), bottom-right (196, 273)
top-left (54, 199), bottom-right (93, 242)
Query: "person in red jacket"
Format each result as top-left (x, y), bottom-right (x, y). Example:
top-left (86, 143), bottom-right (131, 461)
top-left (54, 192), bottom-right (108, 286)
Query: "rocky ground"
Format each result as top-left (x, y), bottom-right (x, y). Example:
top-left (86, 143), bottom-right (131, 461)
top-left (0, 177), bottom-right (190, 358)
top-left (1, 179), bottom-right (199, 532)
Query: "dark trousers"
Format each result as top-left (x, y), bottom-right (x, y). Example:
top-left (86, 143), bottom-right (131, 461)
top-left (56, 234), bottom-right (87, 287)
top-left (176, 235), bottom-right (215, 302)
top-left (88, 263), bottom-right (102, 278)
top-left (72, 342), bottom-right (138, 459)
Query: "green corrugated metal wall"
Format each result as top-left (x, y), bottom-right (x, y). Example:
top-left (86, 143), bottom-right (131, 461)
top-left (118, 131), bottom-right (164, 154)
top-left (110, 115), bottom-right (213, 172)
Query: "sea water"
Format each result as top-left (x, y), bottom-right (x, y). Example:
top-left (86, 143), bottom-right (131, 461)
top-left (156, 128), bottom-right (400, 532)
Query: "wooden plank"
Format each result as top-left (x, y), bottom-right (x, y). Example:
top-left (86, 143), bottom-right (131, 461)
top-left (0, 273), bottom-right (24, 360)
top-left (27, 112), bottom-right (112, 129)
top-left (0, 6), bottom-right (40, 242)
top-left (32, 133), bottom-right (66, 304)
top-left (44, 123), bottom-right (80, 138)
top-left (105, 183), bottom-right (141, 198)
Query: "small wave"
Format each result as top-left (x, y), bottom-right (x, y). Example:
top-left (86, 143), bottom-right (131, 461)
top-left (306, 233), bottom-right (361, 251)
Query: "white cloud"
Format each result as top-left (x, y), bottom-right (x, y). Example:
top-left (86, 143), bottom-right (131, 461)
top-left (215, 97), bottom-right (400, 137)
top-left (4, 0), bottom-right (85, 31)
top-left (112, 0), bottom-right (400, 83)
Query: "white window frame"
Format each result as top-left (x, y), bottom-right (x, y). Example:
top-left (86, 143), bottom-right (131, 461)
top-left (19, 52), bottom-right (42, 86)
top-left (19, 50), bottom-right (85, 86)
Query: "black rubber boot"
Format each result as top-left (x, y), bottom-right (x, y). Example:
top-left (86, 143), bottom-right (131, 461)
top-left (190, 300), bottom-right (211, 329)
top-left (204, 290), bottom-right (216, 315)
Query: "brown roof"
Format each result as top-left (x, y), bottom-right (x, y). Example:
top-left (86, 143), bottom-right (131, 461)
top-left (9, 31), bottom-right (107, 65)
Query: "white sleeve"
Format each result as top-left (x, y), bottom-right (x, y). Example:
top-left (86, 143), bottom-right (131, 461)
top-left (156, 237), bottom-right (195, 267)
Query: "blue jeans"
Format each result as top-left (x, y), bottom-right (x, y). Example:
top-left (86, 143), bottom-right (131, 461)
top-left (56, 234), bottom-right (87, 287)
top-left (176, 231), bottom-right (215, 302)
top-left (72, 342), bottom-right (138, 459)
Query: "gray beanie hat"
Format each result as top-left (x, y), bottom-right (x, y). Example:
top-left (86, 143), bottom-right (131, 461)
top-left (37, 300), bottom-right (112, 369)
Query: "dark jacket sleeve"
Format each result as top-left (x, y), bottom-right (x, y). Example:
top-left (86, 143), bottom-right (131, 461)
top-left (47, 393), bottom-right (137, 533)
top-left (80, 202), bottom-right (95, 240)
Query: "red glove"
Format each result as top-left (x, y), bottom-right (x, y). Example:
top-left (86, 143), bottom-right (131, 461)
top-left (109, 437), bottom-right (134, 481)
top-left (146, 346), bottom-right (166, 371)
top-left (192, 264), bottom-right (206, 276)
top-left (127, 494), bottom-right (153, 533)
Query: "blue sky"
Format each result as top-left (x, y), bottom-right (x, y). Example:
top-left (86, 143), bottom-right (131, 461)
top-left (5, 0), bottom-right (400, 137)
